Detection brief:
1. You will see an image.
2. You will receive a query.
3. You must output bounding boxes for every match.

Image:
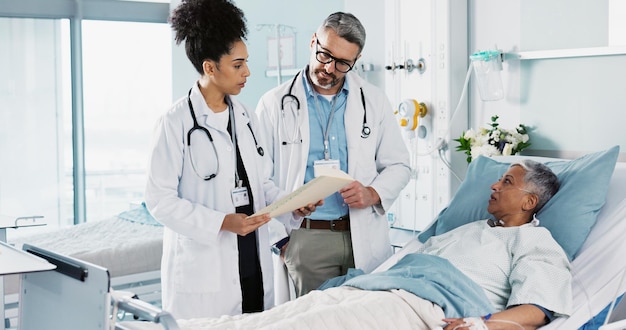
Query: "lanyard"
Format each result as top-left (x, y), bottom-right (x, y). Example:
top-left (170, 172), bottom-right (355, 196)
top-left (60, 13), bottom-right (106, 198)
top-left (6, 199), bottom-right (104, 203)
top-left (226, 97), bottom-right (242, 188)
top-left (313, 93), bottom-right (338, 161)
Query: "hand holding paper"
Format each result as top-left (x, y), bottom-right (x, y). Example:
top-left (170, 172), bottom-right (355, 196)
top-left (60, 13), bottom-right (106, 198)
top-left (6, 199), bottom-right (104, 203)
top-left (253, 168), bottom-right (353, 218)
top-left (293, 199), bottom-right (324, 218)
top-left (223, 213), bottom-right (271, 236)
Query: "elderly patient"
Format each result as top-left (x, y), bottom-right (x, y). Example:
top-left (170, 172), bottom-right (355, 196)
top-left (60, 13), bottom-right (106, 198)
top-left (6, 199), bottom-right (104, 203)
top-left (180, 160), bottom-right (571, 330)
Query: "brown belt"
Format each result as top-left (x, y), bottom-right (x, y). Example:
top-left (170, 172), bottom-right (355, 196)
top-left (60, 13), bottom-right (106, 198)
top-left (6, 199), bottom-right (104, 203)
top-left (300, 215), bottom-right (350, 231)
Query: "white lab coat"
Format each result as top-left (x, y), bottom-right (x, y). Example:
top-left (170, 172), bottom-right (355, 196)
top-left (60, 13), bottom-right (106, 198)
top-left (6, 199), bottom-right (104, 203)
top-left (256, 69), bottom-right (411, 274)
top-left (144, 83), bottom-right (299, 319)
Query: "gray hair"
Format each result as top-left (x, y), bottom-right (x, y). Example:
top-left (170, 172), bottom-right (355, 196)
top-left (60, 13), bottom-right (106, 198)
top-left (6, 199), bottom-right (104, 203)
top-left (317, 12), bottom-right (366, 53)
top-left (511, 160), bottom-right (560, 213)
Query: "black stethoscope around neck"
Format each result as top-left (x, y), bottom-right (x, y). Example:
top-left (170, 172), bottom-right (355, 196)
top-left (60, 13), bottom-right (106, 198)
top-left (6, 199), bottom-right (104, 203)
top-left (281, 71), bottom-right (371, 139)
top-left (186, 88), bottom-right (264, 181)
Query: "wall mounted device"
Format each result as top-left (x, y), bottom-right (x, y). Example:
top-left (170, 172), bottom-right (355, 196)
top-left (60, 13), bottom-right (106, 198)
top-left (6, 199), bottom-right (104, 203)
top-left (469, 50), bottom-right (504, 101)
top-left (397, 98), bottom-right (428, 139)
top-left (385, 58), bottom-right (426, 74)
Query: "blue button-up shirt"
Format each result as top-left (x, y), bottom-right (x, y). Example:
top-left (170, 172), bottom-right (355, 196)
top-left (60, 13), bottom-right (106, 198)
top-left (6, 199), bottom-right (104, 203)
top-left (302, 74), bottom-right (349, 220)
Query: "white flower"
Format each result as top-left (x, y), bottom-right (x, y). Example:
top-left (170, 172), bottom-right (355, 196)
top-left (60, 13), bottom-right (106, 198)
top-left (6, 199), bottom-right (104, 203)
top-left (470, 144), bottom-right (500, 159)
top-left (463, 129), bottom-right (476, 140)
top-left (474, 133), bottom-right (490, 146)
top-left (490, 130), bottom-right (501, 142)
top-left (520, 133), bottom-right (529, 143)
top-left (455, 115), bottom-right (531, 163)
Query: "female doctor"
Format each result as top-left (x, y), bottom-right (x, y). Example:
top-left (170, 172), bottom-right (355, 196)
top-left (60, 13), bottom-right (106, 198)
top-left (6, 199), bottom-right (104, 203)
top-left (144, 0), bottom-right (313, 319)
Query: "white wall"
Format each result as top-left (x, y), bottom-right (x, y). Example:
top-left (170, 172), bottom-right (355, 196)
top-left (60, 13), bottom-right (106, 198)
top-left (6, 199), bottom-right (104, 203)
top-left (168, 0), bottom-right (626, 158)
top-left (346, 0), bottom-right (626, 162)
top-left (468, 0), bottom-right (522, 130)
top-left (170, 0), bottom-right (344, 109)
top-left (468, 0), bottom-right (626, 160)
top-left (345, 0), bottom-right (386, 88)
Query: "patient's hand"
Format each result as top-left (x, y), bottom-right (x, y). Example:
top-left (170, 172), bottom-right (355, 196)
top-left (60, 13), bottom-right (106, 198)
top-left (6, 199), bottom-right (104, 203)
top-left (442, 304), bottom-right (546, 330)
top-left (221, 213), bottom-right (271, 236)
top-left (441, 318), bottom-right (487, 330)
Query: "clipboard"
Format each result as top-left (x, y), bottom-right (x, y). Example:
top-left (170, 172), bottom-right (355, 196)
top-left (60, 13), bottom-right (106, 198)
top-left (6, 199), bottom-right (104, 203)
top-left (253, 168), bottom-right (354, 217)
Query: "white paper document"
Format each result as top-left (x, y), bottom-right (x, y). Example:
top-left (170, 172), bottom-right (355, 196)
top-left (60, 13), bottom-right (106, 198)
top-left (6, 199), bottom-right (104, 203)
top-left (253, 168), bottom-right (354, 217)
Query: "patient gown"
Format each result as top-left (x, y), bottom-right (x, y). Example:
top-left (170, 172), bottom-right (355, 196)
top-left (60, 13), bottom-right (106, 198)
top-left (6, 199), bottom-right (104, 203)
top-left (324, 220), bottom-right (573, 318)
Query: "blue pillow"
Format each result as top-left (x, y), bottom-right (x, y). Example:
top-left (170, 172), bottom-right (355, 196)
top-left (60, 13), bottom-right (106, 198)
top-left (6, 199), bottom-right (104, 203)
top-left (118, 202), bottom-right (162, 227)
top-left (418, 146), bottom-right (620, 261)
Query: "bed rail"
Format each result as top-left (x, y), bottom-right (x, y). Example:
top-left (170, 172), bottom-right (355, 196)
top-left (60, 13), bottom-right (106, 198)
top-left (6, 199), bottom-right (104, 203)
top-left (112, 291), bottom-right (179, 330)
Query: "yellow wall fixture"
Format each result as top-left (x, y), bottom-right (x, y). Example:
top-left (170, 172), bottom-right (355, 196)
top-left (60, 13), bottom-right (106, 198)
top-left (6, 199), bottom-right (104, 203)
top-left (397, 98), bottom-right (428, 132)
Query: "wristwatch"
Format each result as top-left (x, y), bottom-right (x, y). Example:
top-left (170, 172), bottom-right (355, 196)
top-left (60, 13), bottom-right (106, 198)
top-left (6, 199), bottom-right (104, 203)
top-left (271, 237), bottom-right (290, 255)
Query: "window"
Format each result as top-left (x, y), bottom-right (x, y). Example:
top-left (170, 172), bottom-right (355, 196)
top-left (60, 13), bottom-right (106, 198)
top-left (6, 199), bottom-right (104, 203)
top-left (0, 1), bottom-right (170, 235)
top-left (82, 20), bottom-right (171, 222)
top-left (0, 17), bottom-right (73, 230)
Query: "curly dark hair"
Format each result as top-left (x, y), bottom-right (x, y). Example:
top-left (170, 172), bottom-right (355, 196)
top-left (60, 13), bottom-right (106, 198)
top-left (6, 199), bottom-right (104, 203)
top-left (169, 0), bottom-right (248, 74)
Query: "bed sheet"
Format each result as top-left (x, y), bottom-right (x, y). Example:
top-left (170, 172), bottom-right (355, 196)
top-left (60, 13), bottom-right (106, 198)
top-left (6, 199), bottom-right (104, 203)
top-left (120, 287), bottom-right (445, 330)
top-left (5, 215), bottom-right (163, 295)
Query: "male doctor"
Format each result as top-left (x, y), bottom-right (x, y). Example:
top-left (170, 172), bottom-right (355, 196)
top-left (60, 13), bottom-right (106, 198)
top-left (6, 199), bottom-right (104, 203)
top-left (256, 12), bottom-right (411, 298)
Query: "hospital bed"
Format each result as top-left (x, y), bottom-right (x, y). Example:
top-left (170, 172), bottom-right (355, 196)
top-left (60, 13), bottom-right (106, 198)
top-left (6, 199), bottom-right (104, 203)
top-left (12, 243), bottom-right (175, 330)
top-left (12, 149), bottom-right (626, 330)
top-left (3, 203), bottom-right (163, 329)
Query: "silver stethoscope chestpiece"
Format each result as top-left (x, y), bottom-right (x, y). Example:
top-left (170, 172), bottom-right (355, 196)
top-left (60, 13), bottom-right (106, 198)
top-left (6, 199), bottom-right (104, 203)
top-left (361, 125), bottom-right (371, 138)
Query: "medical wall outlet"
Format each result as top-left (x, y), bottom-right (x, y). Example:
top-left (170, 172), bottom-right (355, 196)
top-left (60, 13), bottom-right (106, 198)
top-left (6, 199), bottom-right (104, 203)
top-left (397, 99), bottom-right (428, 138)
top-left (385, 58), bottom-right (426, 74)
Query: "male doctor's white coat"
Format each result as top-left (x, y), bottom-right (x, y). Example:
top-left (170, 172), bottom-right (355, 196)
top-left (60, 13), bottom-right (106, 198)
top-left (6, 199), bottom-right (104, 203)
top-left (256, 69), bottom-right (411, 277)
top-left (145, 83), bottom-right (300, 319)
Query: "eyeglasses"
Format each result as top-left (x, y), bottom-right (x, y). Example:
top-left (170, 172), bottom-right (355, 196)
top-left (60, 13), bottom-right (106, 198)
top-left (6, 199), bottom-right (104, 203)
top-left (315, 39), bottom-right (355, 73)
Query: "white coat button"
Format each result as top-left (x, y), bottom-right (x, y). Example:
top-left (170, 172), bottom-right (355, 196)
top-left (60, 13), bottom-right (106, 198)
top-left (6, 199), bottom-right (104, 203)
top-left (227, 146), bottom-right (233, 152)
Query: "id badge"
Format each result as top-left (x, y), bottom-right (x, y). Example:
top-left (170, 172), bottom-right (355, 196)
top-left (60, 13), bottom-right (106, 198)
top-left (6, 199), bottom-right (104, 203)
top-left (231, 186), bottom-right (250, 207)
top-left (314, 159), bottom-right (340, 177)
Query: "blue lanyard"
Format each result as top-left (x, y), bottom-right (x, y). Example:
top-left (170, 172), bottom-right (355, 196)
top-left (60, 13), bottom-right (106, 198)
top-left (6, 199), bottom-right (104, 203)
top-left (312, 94), bottom-right (338, 161)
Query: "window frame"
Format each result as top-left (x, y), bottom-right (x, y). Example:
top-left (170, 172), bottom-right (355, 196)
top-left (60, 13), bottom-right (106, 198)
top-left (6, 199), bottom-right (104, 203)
top-left (0, 0), bottom-right (169, 224)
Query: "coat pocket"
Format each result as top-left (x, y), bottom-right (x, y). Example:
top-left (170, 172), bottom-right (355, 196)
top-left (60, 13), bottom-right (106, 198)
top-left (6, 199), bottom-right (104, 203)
top-left (173, 237), bottom-right (220, 293)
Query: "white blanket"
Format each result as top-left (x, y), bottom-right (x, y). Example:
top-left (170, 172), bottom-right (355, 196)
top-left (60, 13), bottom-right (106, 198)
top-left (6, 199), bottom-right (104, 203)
top-left (5, 216), bottom-right (163, 296)
top-left (176, 287), bottom-right (445, 330)
top-left (9, 216), bottom-right (163, 277)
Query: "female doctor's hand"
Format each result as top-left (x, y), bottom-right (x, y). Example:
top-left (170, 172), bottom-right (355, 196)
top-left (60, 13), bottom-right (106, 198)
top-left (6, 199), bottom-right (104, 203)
top-left (221, 213), bottom-right (271, 236)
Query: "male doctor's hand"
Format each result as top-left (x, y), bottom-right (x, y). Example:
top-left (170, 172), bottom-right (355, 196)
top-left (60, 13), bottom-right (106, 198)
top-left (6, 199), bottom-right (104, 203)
top-left (221, 213), bottom-right (271, 236)
top-left (293, 200), bottom-right (324, 218)
top-left (339, 181), bottom-right (380, 209)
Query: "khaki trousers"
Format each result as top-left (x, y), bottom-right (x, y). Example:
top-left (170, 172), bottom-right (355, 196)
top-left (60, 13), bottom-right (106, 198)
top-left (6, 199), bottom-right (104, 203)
top-left (283, 228), bottom-right (355, 297)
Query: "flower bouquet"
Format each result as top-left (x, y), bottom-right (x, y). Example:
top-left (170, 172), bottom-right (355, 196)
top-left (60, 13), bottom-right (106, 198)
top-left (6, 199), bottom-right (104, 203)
top-left (455, 115), bottom-right (531, 163)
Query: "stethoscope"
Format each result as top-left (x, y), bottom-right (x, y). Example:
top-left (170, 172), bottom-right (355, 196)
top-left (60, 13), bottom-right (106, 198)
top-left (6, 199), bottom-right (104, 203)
top-left (186, 88), bottom-right (264, 181)
top-left (280, 71), bottom-right (371, 144)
